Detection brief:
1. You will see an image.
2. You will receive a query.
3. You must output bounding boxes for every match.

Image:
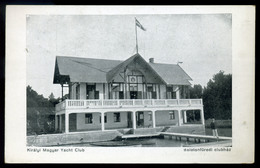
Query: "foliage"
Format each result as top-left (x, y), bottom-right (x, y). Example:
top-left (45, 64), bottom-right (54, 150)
top-left (189, 71), bottom-right (232, 120)
top-left (27, 86), bottom-right (60, 135)
top-left (189, 84), bottom-right (203, 98)
top-left (202, 71), bottom-right (232, 120)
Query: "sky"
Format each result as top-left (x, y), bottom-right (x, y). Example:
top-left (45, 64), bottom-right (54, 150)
top-left (26, 14), bottom-right (232, 98)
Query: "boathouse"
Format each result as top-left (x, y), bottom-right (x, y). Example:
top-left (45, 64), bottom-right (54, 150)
top-left (53, 53), bottom-right (205, 134)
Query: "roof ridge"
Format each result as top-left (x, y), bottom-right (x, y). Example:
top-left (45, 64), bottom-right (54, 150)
top-left (56, 55), bottom-right (123, 62)
top-left (149, 62), bottom-right (178, 66)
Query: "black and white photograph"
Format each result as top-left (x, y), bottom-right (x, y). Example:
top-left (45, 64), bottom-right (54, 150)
top-left (26, 14), bottom-right (232, 147)
top-left (5, 6), bottom-right (254, 163)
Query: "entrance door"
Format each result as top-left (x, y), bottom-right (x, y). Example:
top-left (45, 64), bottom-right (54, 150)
top-left (87, 84), bottom-right (99, 99)
top-left (127, 112), bottom-right (132, 128)
top-left (137, 112), bottom-right (144, 127)
top-left (130, 91), bottom-right (138, 99)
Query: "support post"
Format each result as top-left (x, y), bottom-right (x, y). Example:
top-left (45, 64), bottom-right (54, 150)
top-left (101, 112), bottom-right (105, 131)
top-left (183, 110), bottom-right (187, 123)
top-left (55, 115), bottom-right (58, 131)
top-left (152, 110), bottom-right (156, 128)
top-left (200, 108), bottom-right (205, 125)
top-left (132, 111), bottom-right (136, 129)
top-left (65, 112), bottom-right (69, 134)
top-left (176, 86), bottom-right (180, 99)
top-left (178, 110), bottom-right (182, 126)
top-left (61, 84), bottom-right (64, 101)
top-left (124, 68), bottom-right (127, 99)
top-left (59, 115), bottom-right (62, 132)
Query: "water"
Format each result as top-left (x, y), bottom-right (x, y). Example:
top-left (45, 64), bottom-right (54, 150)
top-left (124, 137), bottom-right (195, 147)
top-left (60, 137), bottom-right (196, 147)
top-left (59, 128), bottom-right (232, 147)
top-left (205, 128), bottom-right (232, 137)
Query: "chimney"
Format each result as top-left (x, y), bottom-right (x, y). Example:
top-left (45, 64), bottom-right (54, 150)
top-left (149, 58), bottom-right (154, 63)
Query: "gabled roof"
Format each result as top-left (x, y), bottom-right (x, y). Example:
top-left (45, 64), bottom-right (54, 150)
top-left (53, 56), bottom-right (121, 83)
top-left (106, 53), bottom-right (166, 84)
top-left (149, 63), bottom-right (192, 85)
top-left (53, 55), bottom-right (192, 85)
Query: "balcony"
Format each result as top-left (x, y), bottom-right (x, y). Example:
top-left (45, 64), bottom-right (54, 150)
top-left (55, 99), bottom-right (203, 112)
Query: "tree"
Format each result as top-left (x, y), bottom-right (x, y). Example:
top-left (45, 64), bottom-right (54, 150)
top-left (189, 84), bottom-right (203, 98)
top-left (27, 85), bottom-right (57, 135)
top-left (48, 92), bottom-right (61, 107)
top-left (202, 71), bottom-right (232, 120)
top-left (48, 92), bottom-right (55, 100)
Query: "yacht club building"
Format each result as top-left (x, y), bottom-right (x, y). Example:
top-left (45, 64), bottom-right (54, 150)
top-left (53, 53), bottom-right (205, 134)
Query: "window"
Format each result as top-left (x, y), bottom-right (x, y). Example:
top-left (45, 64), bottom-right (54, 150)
top-left (100, 113), bottom-right (107, 123)
top-left (148, 112), bottom-right (152, 121)
top-left (86, 84), bottom-right (97, 99)
top-left (76, 85), bottom-right (80, 99)
top-left (129, 84), bottom-right (138, 91)
top-left (169, 111), bottom-right (175, 120)
top-left (114, 113), bottom-right (120, 122)
top-left (166, 86), bottom-right (177, 99)
top-left (137, 76), bottom-right (143, 83)
top-left (111, 83), bottom-right (124, 99)
top-left (129, 76), bottom-right (137, 83)
top-left (147, 85), bottom-right (153, 92)
top-left (85, 114), bottom-right (93, 124)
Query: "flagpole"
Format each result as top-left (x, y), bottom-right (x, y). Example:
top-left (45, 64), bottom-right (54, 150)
top-left (135, 18), bottom-right (138, 53)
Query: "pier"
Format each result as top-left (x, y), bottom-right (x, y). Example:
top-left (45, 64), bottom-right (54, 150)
top-left (119, 132), bottom-right (232, 147)
top-left (160, 132), bottom-right (232, 142)
top-left (120, 133), bottom-right (161, 139)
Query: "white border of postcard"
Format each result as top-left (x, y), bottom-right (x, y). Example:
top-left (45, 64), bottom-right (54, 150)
top-left (5, 5), bottom-right (255, 163)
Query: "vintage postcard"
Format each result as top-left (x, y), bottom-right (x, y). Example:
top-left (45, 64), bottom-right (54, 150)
top-left (5, 6), bottom-right (255, 163)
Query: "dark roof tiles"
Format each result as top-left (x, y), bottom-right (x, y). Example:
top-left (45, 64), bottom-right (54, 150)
top-left (54, 55), bottom-right (192, 85)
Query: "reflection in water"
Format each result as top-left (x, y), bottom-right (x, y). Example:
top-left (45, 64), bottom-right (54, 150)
top-left (61, 137), bottom-right (196, 147)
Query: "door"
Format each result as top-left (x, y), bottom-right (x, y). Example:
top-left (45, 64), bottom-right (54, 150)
top-left (127, 112), bottom-right (132, 128)
top-left (119, 91), bottom-right (124, 99)
top-left (137, 112), bottom-right (144, 127)
top-left (130, 91), bottom-right (138, 99)
top-left (87, 84), bottom-right (99, 99)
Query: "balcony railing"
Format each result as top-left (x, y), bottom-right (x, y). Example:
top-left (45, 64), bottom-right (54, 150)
top-left (55, 99), bottom-right (203, 112)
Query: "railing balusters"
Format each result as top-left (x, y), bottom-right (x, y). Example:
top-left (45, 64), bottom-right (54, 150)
top-left (55, 98), bottom-right (203, 112)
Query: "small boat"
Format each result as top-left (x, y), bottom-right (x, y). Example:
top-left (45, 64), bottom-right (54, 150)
top-left (90, 141), bottom-right (142, 147)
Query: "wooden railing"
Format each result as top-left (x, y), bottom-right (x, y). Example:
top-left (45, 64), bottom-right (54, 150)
top-left (55, 99), bottom-right (203, 112)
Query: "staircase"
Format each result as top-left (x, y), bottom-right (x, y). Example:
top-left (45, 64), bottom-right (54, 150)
top-left (161, 126), bottom-right (171, 132)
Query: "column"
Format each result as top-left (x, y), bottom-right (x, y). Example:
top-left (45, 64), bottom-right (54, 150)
top-left (65, 112), bottom-right (69, 134)
top-left (132, 111), bottom-right (136, 129)
top-left (177, 110), bottom-right (182, 126)
top-left (183, 110), bottom-right (187, 123)
top-left (200, 108), bottom-right (205, 125)
top-left (101, 112), bottom-right (105, 131)
top-left (152, 110), bottom-right (156, 128)
top-left (55, 115), bottom-right (58, 131)
top-left (59, 115), bottom-right (62, 132)
top-left (176, 86), bottom-right (180, 99)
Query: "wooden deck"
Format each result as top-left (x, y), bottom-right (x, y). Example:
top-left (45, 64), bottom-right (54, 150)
top-left (120, 132), bottom-right (232, 147)
top-left (120, 133), bottom-right (161, 139)
top-left (160, 132), bottom-right (232, 141)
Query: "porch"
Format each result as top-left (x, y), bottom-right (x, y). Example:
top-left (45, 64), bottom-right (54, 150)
top-left (55, 99), bottom-right (204, 134)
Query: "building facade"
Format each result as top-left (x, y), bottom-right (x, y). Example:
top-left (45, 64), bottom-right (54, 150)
top-left (53, 54), bottom-right (205, 134)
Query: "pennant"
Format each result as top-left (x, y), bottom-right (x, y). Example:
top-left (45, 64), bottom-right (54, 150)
top-left (135, 18), bottom-right (146, 31)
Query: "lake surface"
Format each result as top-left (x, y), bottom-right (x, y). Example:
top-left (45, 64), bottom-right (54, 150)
top-left (61, 137), bottom-right (196, 147)
top-left (205, 128), bottom-right (232, 137)
top-left (61, 128), bottom-right (232, 147)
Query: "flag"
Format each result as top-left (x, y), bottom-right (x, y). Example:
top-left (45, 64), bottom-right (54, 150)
top-left (135, 18), bottom-right (146, 31)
